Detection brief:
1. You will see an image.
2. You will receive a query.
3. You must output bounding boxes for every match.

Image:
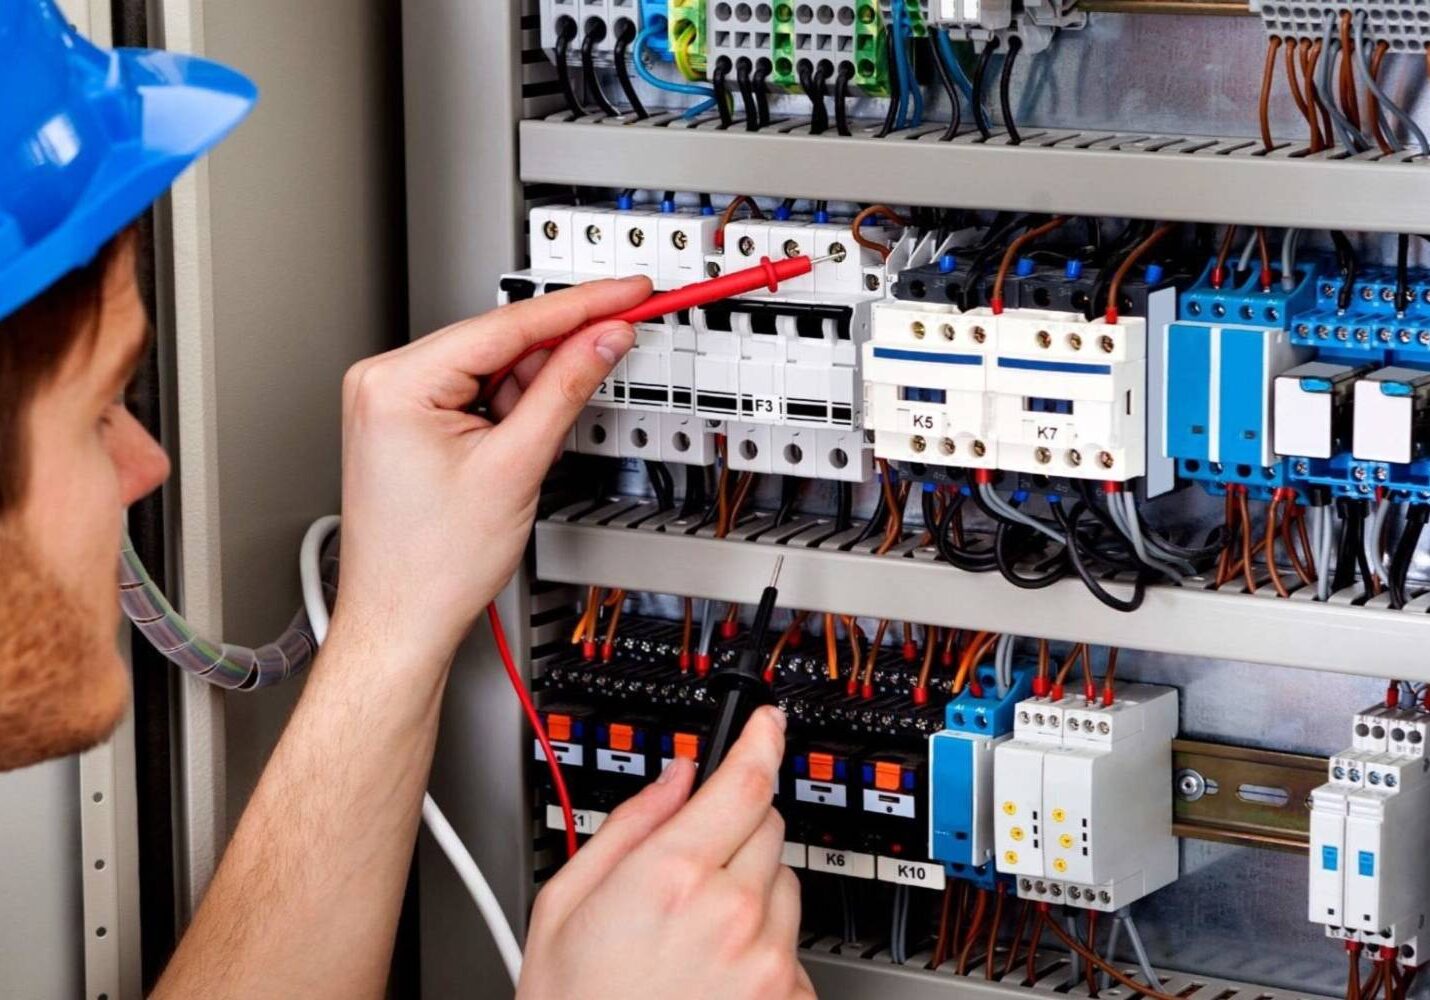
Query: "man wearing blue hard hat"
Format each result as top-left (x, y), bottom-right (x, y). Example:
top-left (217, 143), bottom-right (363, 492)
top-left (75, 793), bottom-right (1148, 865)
top-left (0, 2), bottom-right (811, 997)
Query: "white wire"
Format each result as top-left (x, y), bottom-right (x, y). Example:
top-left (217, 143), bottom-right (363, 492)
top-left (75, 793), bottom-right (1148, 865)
top-left (298, 515), bottom-right (524, 988)
top-left (1365, 498), bottom-right (1391, 585)
top-left (1118, 493), bottom-right (1186, 583)
top-left (1235, 229), bottom-right (1259, 277)
top-left (1119, 911), bottom-right (1161, 991)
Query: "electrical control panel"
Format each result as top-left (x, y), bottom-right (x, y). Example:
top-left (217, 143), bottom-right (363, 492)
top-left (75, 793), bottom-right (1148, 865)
top-left (1309, 704), bottom-right (1430, 965)
top-left (992, 684), bottom-right (1178, 911)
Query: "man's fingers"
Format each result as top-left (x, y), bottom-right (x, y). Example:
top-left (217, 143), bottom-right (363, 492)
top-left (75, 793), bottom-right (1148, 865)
top-left (725, 807), bottom-right (786, 897)
top-left (423, 276), bottom-right (650, 379)
top-left (764, 866), bottom-right (804, 953)
top-left (648, 706), bottom-right (785, 868)
top-left (486, 319), bottom-right (634, 478)
top-left (488, 348), bottom-right (551, 420)
top-left (534, 758), bottom-right (695, 927)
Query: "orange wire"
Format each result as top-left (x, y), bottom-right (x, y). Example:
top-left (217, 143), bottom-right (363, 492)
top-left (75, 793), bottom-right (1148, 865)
top-left (844, 616), bottom-right (863, 687)
top-left (952, 632), bottom-right (998, 695)
top-left (992, 216), bottom-right (1070, 309)
top-left (861, 619), bottom-right (891, 691)
top-left (1101, 647), bottom-right (1119, 704)
top-left (1107, 223), bottom-right (1176, 321)
top-left (680, 597), bottom-right (693, 665)
top-left (824, 613), bottom-right (839, 680)
top-left (915, 626), bottom-right (939, 692)
top-left (1259, 35), bottom-right (1283, 152)
top-left (1036, 639), bottom-right (1050, 688)
top-left (764, 611), bottom-right (810, 681)
top-left (1339, 14), bottom-right (1360, 131)
top-left (1307, 40), bottom-right (1333, 147)
top-left (851, 204), bottom-right (909, 262)
top-left (1238, 489), bottom-right (1258, 594)
top-left (1213, 225), bottom-right (1239, 288)
top-left (572, 585), bottom-right (601, 643)
top-left (1053, 643), bottom-right (1086, 689)
top-left (956, 889), bottom-right (989, 976)
top-left (602, 590), bottom-right (627, 653)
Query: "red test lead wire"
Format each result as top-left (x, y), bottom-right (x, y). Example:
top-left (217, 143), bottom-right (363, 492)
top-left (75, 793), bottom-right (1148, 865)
top-left (480, 254), bottom-right (835, 403)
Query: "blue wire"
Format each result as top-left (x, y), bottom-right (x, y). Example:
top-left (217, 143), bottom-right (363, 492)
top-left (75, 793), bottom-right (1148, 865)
top-left (901, 5), bottom-right (924, 126)
top-left (890, 3), bottom-right (909, 129)
top-left (935, 29), bottom-right (974, 101)
top-left (634, 24), bottom-right (717, 119)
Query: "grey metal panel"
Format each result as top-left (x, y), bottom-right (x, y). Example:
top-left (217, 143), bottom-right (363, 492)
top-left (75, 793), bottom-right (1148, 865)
top-left (534, 519), bottom-right (1430, 680)
top-left (518, 119), bottom-right (1430, 233)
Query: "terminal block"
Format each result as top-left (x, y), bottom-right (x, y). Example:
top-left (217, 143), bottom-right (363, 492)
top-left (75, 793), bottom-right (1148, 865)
top-left (669, 0), bottom-right (709, 72)
top-left (1163, 263), bottom-right (1317, 495)
top-left (1291, 266), bottom-right (1430, 363)
top-left (541, 0), bottom-right (643, 61)
top-left (929, 0), bottom-right (1086, 53)
top-left (1309, 705), bottom-right (1430, 965)
top-left (929, 664), bottom-right (1034, 889)
top-left (769, 1), bottom-right (889, 95)
top-left (993, 683), bottom-right (1179, 912)
top-left (706, 0), bottom-right (775, 81)
top-left (1253, 1), bottom-right (1430, 55)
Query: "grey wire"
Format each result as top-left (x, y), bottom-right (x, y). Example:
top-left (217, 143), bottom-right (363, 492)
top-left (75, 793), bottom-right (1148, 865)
top-left (1281, 229), bottom-right (1302, 291)
top-left (1127, 499), bottom-right (1199, 576)
top-left (1319, 16), bottom-right (1371, 152)
top-left (1314, 506), bottom-right (1333, 602)
top-left (892, 885), bottom-right (909, 964)
top-left (1117, 492), bottom-right (1187, 583)
top-left (1354, 12), bottom-right (1429, 155)
top-left (1100, 913), bottom-right (1125, 991)
top-left (1119, 911), bottom-right (1161, 991)
top-left (1365, 497), bottom-right (1391, 585)
top-left (698, 599), bottom-right (718, 656)
top-left (1063, 914), bottom-right (1082, 985)
top-left (979, 483), bottom-right (1066, 546)
top-left (994, 633), bottom-right (1015, 698)
top-left (1235, 229), bottom-right (1260, 276)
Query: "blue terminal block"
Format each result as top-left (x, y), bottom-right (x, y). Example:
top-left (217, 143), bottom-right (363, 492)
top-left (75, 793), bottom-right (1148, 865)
top-left (1164, 261), bottom-right (1319, 497)
top-left (638, 1), bottom-right (673, 58)
top-left (928, 664), bottom-right (1034, 890)
top-left (1291, 265), bottom-right (1430, 366)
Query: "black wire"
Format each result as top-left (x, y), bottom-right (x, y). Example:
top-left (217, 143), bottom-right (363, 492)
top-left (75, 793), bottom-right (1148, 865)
top-left (580, 26), bottom-right (620, 118)
top-left (554, 21), bottom-right (586, 120)
top-left (1350, 501), bottom-right (1376, 599)
top-left (1329, 230), bottom-right (1358, 312)
top-left (834, 62), bottom-right (855, 137)
top-left (1397, 233), bottom-right (1412, 314)
top-left (1333, 499), bottom-right (1361, 592)
top-left (712, 57), bottom-right (735, 129)
top-left (1388, 505), bottom-right (1427, 610)
top-left (931, 29), bottom-right (962, 141)
top-left (752, 60), bottom-right (773, 128)
top-left (835, 481), bottom-right (853, 533)
top-left (971, 37), bottom-right (1000, 141)
top-left (613, 21), bottom-right (647, 119)
top-left (737, 59), bottom-right (760, 131)
top-left (959, 213), bottom-right (1034, 308)
top-left (876, 32), bottom-right (902, 139)
top-left (801, 61), bottom-right (831, 135)
top-left (924, 488), bottom-right (996, 572)
top-left (994, 519), bottom-right (1067, 589)
top-left (774, 475), bottom-right (802, 528)
top-left (699, 192), bottom-right (713, 213)
top-left (843, 487), bottom-right (890, 550)
top-left (680, 465), bottom-right (708, 519)
top-left (645, 460), bottom-right (675, 511)
top-left (1053, 502), bottom-right (1148, 612)
top-left (999, 34), bottom-right (1023, 145)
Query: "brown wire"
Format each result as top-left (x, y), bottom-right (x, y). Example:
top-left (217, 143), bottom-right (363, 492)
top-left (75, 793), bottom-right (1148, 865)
top-left (1003, 901), bottom-right (1033, 977)
top-left (1037, 639), bottom-right (1050, 689)
top-left (1102, 647), bottom-right (1119, 703)
top-left (1238, 489), bottom-right (1259, 594)
top-left (916, 625), bottom-right (939, 694)
top-left (1293, 504), bottom-right (1318, 581)
top-left (1053, 643), bottom-right (1086, 690)
top-left (1366, 41), bottom-right (1392, 155)
top-left (680, 597), bottom-right (693, 666)
top-left (1349, 949), bottom-right (1363, 1000)
top-left (1339, 13), bottom-right (1361, 130)
top-left (1266, 493), bottom-right (1290, 598)
top-left (603, 590), bottom-right (627, 650)
top-left (1109, 223), bottom-right (1176, 318)
top-left (844, 616), bottom-right (863, 687)
top-left (716, 195), bottom-right (764, 249)
top-left (956, 889), bottom-right (989, 976)
top-left (1085, 911), bottom-right (1099, 994)
top-left (984, 886), bottom-right (1007, 980)
top-left (860, 618), bottom-right (891, 691)
top-left (851, 204), bottom-right (910, 262)
top-left (993, 216), bottom-right (1071, 306)
top-left (932, 884), bottom-right (955, 970)
top-left (1284, 37), bottom-right (1311, 133)
top-left (1307, 40), bottom-right (1334, 147)
top-left (824, 613), bottom-right (839, 680)
top-left (1043, 916), bottom-right (1183, 1000)
top-left (764, 611), bottom-right (809, 680)
top-left (1260, 35), bottom-right (1283, 151)
top-left (1256, 227), bottom-right (1273, 286)
top-left (1024, 910), bottom-right (1045, 985)
top-left (1280, 503), bottom-right (1314, 586)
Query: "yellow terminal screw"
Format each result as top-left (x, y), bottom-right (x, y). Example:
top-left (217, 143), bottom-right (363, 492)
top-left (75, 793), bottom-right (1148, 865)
top-left (1002, 801), bottom-right (1017, 816)
top-left (1059, 834), bottom-right (1074, 849)
top-left (1004, 851), bottom-right (1019, 866)
top-left (1053, 858), bottom-right (1068, 873)
top-left (1010, 827), bottom-right (1025, 842)
top-left (1051, 808), bottom-right (1067, 823)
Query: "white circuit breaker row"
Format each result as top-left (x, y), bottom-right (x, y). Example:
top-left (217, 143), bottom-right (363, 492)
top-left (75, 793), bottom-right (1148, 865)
top-left (1309, 705), bottom-right (1430, 964)
top-left (863, 300), bottom-right (1149, 482)
top-left (1276, 362), bottom-right (1430, 465)
top-left (504, 205), bottom-right (888, 480)
top-left (992, 684), bottom-right (1179, 911)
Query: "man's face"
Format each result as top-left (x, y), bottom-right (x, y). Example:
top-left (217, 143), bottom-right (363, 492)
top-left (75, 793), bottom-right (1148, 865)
top-left (0, 245), bottom-right (171, 771)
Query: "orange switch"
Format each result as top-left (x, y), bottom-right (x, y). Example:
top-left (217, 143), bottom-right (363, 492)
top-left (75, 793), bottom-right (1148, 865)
top-left (808, 751), bottom-right (835, 783)
top-left (673, 732), bottom-right (701, 760)
top-left (609, 723), bottom-right (635, 752)
top-left (874, 761), bottom-right (902, 792)
top-left (546, 713), bottom-right (572, 742)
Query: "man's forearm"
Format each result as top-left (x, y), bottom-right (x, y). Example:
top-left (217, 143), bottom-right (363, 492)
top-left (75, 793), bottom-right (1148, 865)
top-left (153, 617), bottom-right (450, 1000)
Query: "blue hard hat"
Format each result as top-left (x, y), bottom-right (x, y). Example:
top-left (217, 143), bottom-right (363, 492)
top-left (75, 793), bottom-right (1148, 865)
top-left (0, 0), bottom-right (257, 320)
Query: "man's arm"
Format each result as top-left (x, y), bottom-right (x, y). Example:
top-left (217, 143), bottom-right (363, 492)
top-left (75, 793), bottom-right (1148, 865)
top-left (152, 277), bottom-right (649, 998)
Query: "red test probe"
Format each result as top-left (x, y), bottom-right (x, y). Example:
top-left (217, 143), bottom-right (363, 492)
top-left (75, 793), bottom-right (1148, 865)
top-left (479, 253), bottom-right (839, 403)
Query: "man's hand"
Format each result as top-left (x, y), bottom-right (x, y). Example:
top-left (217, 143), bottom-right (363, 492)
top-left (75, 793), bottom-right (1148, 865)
top-left (518, 707), bottom-right (814, 1000)
top-left (332, 276), bottom-right (650, 665)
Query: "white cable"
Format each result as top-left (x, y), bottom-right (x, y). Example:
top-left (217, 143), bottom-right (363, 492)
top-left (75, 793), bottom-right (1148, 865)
top-left (1365, 498), bottom-right (1391, 585)
top-left (298, 516), bottom-right (524, 988)
top-left (1119, 911), bottom-right (1161, 991)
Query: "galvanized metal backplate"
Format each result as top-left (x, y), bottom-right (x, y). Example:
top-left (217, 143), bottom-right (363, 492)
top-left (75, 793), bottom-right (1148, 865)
top-left (1172, 739), bottom-right (1325, 852)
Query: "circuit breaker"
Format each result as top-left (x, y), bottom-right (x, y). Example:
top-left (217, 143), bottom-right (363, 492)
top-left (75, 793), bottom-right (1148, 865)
top-left (992, 684), bottom-right (1178, 911)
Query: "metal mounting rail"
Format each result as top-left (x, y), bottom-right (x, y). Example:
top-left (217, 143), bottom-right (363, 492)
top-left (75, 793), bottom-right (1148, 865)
top-left (799, 937), bottom-right (1338, 1000)
top-left (519, 115), bottom-right (1430, 233)
top-left (533, 498), bottom-right (1430, 681)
